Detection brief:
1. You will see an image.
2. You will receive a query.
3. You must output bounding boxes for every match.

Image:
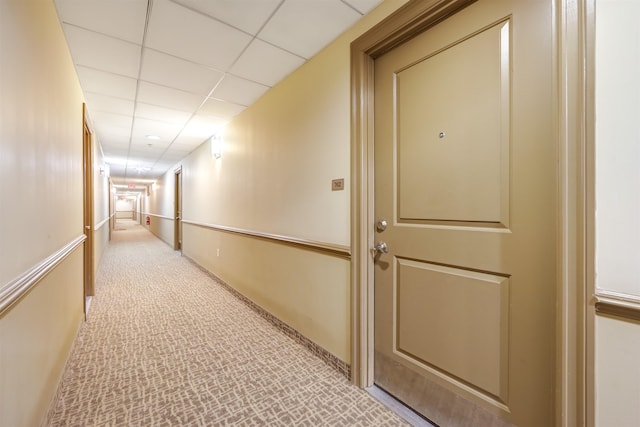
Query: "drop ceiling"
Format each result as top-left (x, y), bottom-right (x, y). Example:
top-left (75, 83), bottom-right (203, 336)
top-left (54, 0), bottom-right (383, 186)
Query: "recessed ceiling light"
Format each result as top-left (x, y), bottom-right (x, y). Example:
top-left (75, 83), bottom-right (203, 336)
top-left (146, 135), bottom-right (160, 140)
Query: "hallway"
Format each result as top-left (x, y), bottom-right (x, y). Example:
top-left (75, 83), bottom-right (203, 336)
top-left (46, 221), bottom-right (408, 426)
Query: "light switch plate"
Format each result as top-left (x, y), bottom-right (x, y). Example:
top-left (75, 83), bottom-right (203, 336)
top-left (332, 178), bottom-right (345, 191)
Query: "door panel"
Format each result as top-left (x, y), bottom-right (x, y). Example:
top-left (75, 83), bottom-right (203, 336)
top-left (374, 0), bottom-right (556, 426)
top-left (395, 259), bottom-right (509, 402)
top-left (397, 21), bottom-right (509, 225)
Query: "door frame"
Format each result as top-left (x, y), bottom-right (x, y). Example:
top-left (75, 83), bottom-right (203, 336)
top-left (174, 166), bottom-right (182, 251)
top-left (108, 179), bottom-right (112, 241)
top-left (82, 103), bottom-right (95, 299)
top-left (349, 0), bottom-right (588, 425)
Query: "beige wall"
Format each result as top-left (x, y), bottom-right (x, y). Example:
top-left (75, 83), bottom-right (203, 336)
top-left (0, 253), bottom-right (84, 427)
top-left (0, 0), bottom-right (86, 425)
top-left (144, 166), bottom-right (178, 246)
top-left (595, 316), bottom-right (640, 426)
top-left (93, 143), bottom-right (111, 271)
top-left (173, 0), bottom-right (409, 364)
top-left (595, 0), bottom-right (640, 298)
top-left (593, 2), bottom-right (640, 426)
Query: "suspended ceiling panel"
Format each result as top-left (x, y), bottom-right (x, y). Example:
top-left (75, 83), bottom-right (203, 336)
top-left (54, 0), bottom-right (383, 184)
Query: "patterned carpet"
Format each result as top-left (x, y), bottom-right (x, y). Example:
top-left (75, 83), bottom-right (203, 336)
top-left (46, 220), bottom-right (409, 426)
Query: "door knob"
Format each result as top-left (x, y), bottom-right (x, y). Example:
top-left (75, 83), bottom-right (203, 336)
top-left (373, 241), bottom-right (389, 255)
top-left (376, 219), bottom-right (388, 232)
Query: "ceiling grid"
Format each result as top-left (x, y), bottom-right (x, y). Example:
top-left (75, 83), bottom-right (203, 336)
top-left (54, 0), bottom-right (382, 184)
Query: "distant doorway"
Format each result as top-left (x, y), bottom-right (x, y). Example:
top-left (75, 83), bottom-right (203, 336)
top-left (174, 168), bottom-right (182, 251)
top-left (82, 104), bottom-right (95, 300)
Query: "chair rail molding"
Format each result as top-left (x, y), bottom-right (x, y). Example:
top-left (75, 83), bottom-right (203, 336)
top-left (0, 235), bottom-right (86, 316)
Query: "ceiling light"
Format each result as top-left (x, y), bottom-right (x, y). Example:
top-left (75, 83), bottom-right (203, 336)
top-left (135, 166), bottom-right (151, 174)
top-left (210, 134), bottom-right (223, 159)
top-left (146, 135), bottom-right (160, 140)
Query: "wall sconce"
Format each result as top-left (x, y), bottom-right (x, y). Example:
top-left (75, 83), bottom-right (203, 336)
top-left (210, 134), bottom-right (223, 159)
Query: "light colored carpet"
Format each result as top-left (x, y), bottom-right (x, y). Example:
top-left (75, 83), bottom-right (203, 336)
top-left (47, 220), bottom-right (409, 426)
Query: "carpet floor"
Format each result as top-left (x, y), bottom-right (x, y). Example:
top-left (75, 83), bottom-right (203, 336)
top-left (46, 220), bottom-right (408, 426)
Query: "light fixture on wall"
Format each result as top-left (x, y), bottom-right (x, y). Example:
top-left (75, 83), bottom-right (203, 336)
top-left (210, 133), bottom-right (223, 159)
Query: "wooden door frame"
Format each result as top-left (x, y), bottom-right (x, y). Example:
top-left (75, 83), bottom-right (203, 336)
top-left (108, 179), bottom-right (113, 241)
top-left (349, 0), bottom-right (588, 425)
top-left (82, 103), bottom-right (95, 298)
top-left (174, 167), bottom-right (182, 251)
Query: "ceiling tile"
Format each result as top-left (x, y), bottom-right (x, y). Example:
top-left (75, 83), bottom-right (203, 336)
top-left (181, 114), bottom-right (227, 141)
top-left (108, 163), bottom-right (127, 173)
top-left (104, 156), bottom-right (129, 166)
top-left (165, 148), bottom-right (192, 158)
top-left (140, 49), bottom-right (224, 95)
top-left (94, 123), bottom-right (131, 140)
top-left (200, 98), bottom-right (246, 120)
top-left (85, 93), bottom-right (135, 117)
top-left (126, 163), bottom-right (154, 173)
top-left (95, 133), bottom-right (130, 148)
top-left (90, 111), bottom-right (133, 132)
top-left (210, 74), bottom-right (269, 107)
top-left (97, 138), bottom-right (130, 154)
top-left (137, 81), bottom-right (205, 112)
top-left (258, 0), bottom-right (361, 59)
top-left (146, 0), bottom-right (252, 70)
top-left (126, 155), bottom-right (155, 165)
top-left (230, 39), bottom-right (305, 87)
top-left (132, 117), bottom-right (183, 142)
top-left (63, 24), bottom-right (141, 77)
top-left (172, 133), bottom-right (207, 149)
top-left (76, 66), bottom-right (137, 100)
top-left (135, 103), bottom-right (192, 126)
top-left (55, 0), bottom-right (372, 181)
top-left (130, 134), bottom-right (171, 147)
top-left (129, 147), bottom-right (168, 158)
top-left (126, 169), bottom-right (154, 179)
top-left (101, 141), bottom-right (131, 153)
top-left (152, 160), bottom-right (179, 170)
top-left (55, 0), bottom-right (148, 44)
top-left (342, 0), bottom-right (383, 15)
top-left (172, 0), bottom-right (281, 35)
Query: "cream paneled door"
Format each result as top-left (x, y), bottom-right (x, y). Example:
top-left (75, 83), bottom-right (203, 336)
top-left (373, 1), bottom-right (556, 426)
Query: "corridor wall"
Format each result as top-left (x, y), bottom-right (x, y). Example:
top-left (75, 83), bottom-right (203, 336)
top-left (93, 144), bottom-right (111, 272)
top-left (155, 0), bottom-right (410, 367)
top-left (0, 0), bottom-right (86, 425)
top-left (593, 2), bottom-right (640, 424)
top-left (144, 172), bottom-right (176, 247)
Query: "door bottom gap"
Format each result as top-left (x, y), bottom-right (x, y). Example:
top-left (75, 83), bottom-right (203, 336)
top-left (366, 385), bottom-right (438, 427)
